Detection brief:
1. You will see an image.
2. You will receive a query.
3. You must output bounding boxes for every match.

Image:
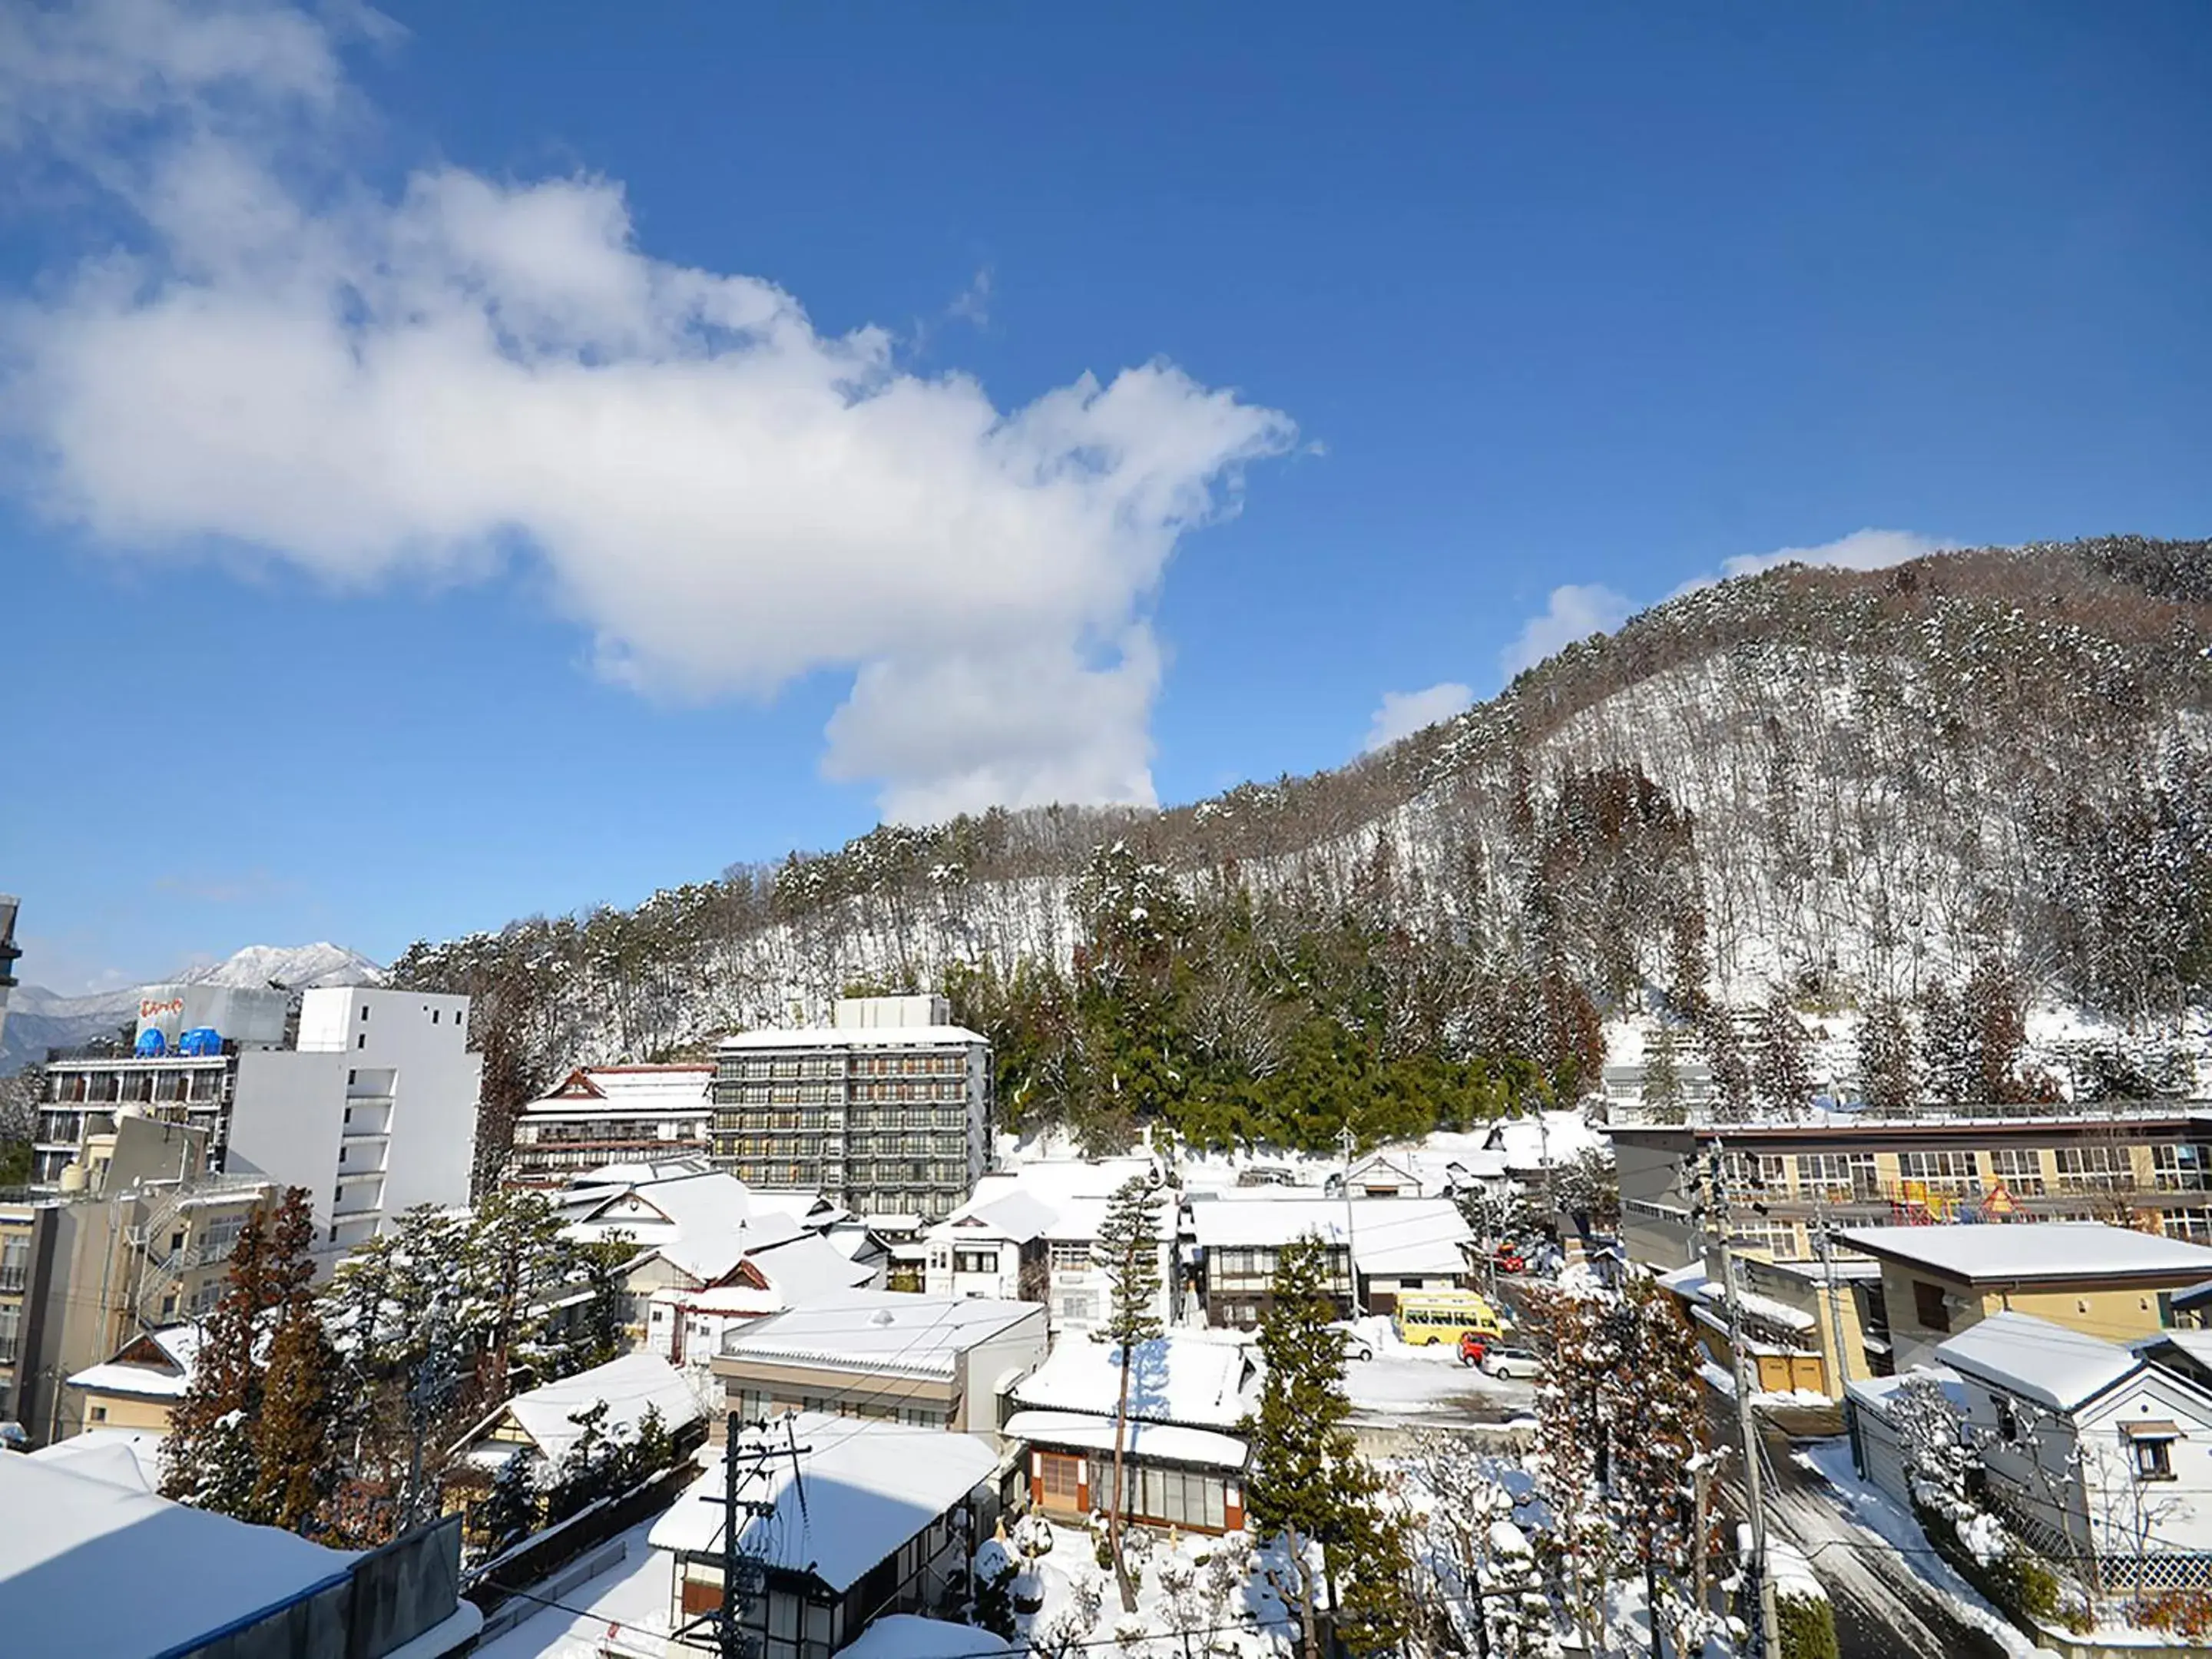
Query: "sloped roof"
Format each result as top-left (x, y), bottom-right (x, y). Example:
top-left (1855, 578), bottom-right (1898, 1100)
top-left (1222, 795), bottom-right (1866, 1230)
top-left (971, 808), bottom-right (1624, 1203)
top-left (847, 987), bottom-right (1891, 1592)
top-left (838, 1616), bottom-right (1016, 1659)
top-left (487, 1352), bottom-right (702, 1465)
top-left (1484, 1111), bottom-right (1607, 1171)
top-left (1010, 1335), bottom-right (1253, 1429)
top-left (26, 1429), bottom-right (165, 1493)
top-left (649, 1413), bottom-right (998, 1592)
top-left (747, 1230), bottom-right (882, 1302)
top-left (1002, 1410), bottom-right (1247, 1471)
top-left (1935, 1311), bottom-right (2141, 1412)
top-left (521, 1065), bottom-right (711, 1118)
top-left (67, 1324), bottom-right (203, 1399)
top-left (933, 1190), bottom-right (1058, 1246)
top-left (1187, 1194), bottom-right (1472, 1275)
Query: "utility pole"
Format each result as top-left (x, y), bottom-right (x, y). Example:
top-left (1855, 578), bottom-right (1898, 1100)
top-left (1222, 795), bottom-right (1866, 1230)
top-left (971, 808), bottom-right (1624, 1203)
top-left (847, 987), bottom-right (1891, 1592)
top-left (681, 1413), bottom-right (808, 1659)
top-left (1813, 1208), bottom-right (1854, 1402)
top-left (1708, 1139), bottom-right (1781, 1659)
top-left (1339, 1122), bottom-right (1358, 1319)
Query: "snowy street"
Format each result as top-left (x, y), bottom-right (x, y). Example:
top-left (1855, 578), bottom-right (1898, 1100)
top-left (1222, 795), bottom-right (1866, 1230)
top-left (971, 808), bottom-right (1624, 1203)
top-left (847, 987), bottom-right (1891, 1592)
top-left (1339, 1320), bottom-right (1538, 1427)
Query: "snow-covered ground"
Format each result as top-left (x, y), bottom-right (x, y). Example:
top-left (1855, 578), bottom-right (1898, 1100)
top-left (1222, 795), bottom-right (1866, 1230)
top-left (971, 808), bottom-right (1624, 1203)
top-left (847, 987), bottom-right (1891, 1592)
top-left (1789, 1439), bottom-right (2047, 1659)
top-left (1342, 1316), bottom-right (1537, 1423)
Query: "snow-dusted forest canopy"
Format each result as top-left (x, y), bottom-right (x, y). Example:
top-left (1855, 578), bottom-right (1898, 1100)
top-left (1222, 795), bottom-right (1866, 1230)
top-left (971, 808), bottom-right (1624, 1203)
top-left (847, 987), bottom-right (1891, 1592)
top-left (392, 537), bottom-right (2212, 1166)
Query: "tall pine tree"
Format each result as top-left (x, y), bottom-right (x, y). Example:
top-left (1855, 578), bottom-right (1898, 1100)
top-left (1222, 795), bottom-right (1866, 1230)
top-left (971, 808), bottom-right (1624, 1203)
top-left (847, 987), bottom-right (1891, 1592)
top-left (1091, 1173), bottom-right (1164, 1613)
top-left (1241, 1235), bottom-right (1406, 1659)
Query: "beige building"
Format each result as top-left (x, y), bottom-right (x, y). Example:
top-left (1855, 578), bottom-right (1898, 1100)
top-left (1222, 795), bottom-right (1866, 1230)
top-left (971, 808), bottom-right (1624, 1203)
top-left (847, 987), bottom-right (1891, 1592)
top-left (1661, 1253), bottom-right (1884, 1399)
top-left (2, 1119), bottom-right (272, 1443)
top-left (1838, 1221), bottom-right (2212, 1370)
top-left (1616, 1111), bottom-right (2212, 1269)
top-left (67, 1325), bottom-right (199, 1434)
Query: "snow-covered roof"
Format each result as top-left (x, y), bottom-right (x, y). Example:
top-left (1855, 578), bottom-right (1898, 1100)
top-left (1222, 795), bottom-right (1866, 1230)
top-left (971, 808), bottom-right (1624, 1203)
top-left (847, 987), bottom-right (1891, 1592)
top-left (478, 1352), bottom-right (702, 1465)
top-left (1839, 1222), bottom-right (2212, 1285)
top-left (1935, 1311), bottom-right (2142, 1412)
top-left (972, 1156), bottom-right (1157, 1206)
top-left (1011, 1335), bottom-right (1255, 1429)
top-left (1186, 1194), bottom-right (1472, 1275)
top-left (1484, 1111), bottom-right (1607, 1171)
top-left (722, 1292), bottom-right (1043, 1379)
top-left (1002, 1410), bottom-right (1249, 1471)
top-left (1657, 1266), bottom-right (1817, 1333)
top-left (649, 1413), bottom-right (998, 1593)
top-left (561, 1156), bottom-right (717, 1189)
top-left (67, 1323), bottom-right (202, 1399)
top-left (837, 1615), bottom-right (1016, 1659)
top-left (26, 1428), bottom-right (165, 1492)
top-left (717, 1025), bottom-right (985, 1050)
top-left (1843, 1365), bottom-right (1967, 1424)
top-left (0, 1453), bottom-right (356, 1659)
top-left (519, 1065), bottom-right (712, 1119)
top-left (932, 1190), bottom-right (1058, 1246)
top-left (747, 1230), bottom-right (882, 1302)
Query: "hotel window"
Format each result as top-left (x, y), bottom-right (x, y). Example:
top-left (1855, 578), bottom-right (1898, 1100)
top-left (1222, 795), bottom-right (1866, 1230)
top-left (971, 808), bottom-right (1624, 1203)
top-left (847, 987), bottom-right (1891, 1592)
top-left (2165, 1210), bottom-right (2212, 1247)
top-left (953, 1249), bottom-right (999, 1275)
top-left (1985, 1148), bottom-right (2045, 1195)
top-left (1724, 1153), bottom-right (1788, 1193)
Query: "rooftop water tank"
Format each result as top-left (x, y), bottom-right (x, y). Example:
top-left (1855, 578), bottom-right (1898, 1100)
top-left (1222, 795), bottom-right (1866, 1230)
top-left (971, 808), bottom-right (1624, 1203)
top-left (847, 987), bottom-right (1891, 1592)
top-left (178, 1027), bottom-right (221, 1058)
top-left (134, 1028), bottom-right (167, 1058)
top-left (58, 1162), bottom-right (88, 1194)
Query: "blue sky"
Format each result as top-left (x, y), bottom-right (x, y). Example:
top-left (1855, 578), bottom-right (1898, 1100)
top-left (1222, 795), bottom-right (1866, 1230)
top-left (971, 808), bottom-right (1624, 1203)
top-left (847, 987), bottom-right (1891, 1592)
top-left (5, 2), bottom-right (2210, 995)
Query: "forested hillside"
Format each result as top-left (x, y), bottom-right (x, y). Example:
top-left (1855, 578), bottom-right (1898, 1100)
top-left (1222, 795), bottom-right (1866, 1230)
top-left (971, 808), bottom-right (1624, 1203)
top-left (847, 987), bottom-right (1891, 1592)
top-left (392, 536), bottom-right (2212, 1170)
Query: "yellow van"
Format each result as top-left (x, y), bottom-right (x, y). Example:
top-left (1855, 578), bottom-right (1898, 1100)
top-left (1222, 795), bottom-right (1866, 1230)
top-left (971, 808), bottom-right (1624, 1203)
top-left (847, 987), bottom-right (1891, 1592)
top-left (1392, 1289), bottom-right (1503, 1347)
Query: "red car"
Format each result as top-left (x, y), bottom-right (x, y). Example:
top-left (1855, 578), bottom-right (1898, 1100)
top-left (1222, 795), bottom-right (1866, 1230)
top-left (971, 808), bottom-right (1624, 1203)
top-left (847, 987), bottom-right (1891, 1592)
top-left (1492, 1247), bottom-right (1527, 1275)
top-left (1458, 1330), bottom-right (1490, 1368)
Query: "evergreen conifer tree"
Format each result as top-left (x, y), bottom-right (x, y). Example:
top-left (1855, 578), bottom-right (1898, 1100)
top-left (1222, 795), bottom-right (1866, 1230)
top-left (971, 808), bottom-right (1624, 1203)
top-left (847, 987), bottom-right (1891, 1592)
top-left (1247, 1238), bottom-right (1363, 1659)
top-left (250, 1303), bottom-right (340, 1532)
top-left (1856, 996), bottom-right (1919, 1112)
top-left (1752, 992), bottom-right (1814, 1118)
top-left (475, 1448), bottom-right (541, 1558)
top-left (1091, 1173), bottom-right (1164, 1612)
top-left (1642, 1021), bottom-right (1684, 1124)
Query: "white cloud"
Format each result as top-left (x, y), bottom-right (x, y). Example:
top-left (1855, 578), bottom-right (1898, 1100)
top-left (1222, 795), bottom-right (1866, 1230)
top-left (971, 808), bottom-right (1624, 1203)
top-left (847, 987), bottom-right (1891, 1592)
top-left (1362, 681), bottom-right (1472, 753)
top-left (1498, 583), bottom-right (1633, 680)
top-left (0, 2), bottom-right (1293, 821)
top-left (1674, 527), bottom-right (1951, 596)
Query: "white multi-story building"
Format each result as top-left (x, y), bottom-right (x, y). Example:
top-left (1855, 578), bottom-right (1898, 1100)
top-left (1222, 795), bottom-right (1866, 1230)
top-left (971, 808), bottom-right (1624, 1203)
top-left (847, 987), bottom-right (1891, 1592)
top-left (922, 1156), bottom-right (1174, 1332)
top-left (713, 995), bottom-right (990, 1223)
top-left (227, 986), bottom-right (482, 1250)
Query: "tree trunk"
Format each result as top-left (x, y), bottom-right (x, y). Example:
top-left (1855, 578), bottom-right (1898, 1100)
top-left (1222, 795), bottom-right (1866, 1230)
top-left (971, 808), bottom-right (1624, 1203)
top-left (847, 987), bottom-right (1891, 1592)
top-left (1110, 1339), bottom-right (1137, 1613)
top-left (1290, 1526), bottom-right (1321, 1659)
top-left (1645, 1557), bottom-right (1662, 1659)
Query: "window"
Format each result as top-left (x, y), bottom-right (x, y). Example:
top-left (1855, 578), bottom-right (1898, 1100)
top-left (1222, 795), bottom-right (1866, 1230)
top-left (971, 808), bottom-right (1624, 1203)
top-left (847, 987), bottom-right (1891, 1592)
top-left (2134, 1436), bottom-right (2176, 1481)
top-left (1896, 1151), bottom-right (1979, 1191)
top-left (1795, 1153), bottom-right (1877, 1200)
top-left (1048, 1241), bottom-right (1093, 1271)
top-left (953, 1249), bottom-right (998, 1276)
top-left (1994, 1398), bottom-right (2018, 1440)
top-left (1058, 1292), bottom-right (1098, 1324)
top-left (1912, 1279), bottom-right (1952, 1333)
top-left (1986, 1148), bottom-right (2046, 1196)
top-left (2054, 1146), bottom-right (2129, 1190)
top-left (90, 1406), bottom-right (107, 1423)
top-left (360, 1004), bottom-right (369, 1021)
top-left (2154, 1145), bottom-right (2212, 1192)
top-left (358, 1035), bottom-right (366, 1050)
top-left (2167, 1210), bottom-right (2212, 1247)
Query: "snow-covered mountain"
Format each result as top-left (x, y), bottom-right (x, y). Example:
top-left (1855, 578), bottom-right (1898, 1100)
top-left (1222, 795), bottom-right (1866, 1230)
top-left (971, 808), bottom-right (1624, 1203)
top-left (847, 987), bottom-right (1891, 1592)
top-left (391, 535), bottom-right (2212, 1134)
top-left (2, 942), bottom-right (382, 1073)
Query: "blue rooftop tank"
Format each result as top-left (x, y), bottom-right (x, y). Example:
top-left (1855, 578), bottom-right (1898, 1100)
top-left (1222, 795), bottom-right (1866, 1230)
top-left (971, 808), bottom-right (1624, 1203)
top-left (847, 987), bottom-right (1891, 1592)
top-left (134, 1028), bottom-right (167, 1058)
top-left (178, 1026), bottom-right (222, 1057)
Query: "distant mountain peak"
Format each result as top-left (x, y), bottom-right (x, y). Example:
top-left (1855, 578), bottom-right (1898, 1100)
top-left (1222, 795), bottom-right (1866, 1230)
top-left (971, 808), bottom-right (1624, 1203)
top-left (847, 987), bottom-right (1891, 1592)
top-left (177, 942), bottom-right (385, 992)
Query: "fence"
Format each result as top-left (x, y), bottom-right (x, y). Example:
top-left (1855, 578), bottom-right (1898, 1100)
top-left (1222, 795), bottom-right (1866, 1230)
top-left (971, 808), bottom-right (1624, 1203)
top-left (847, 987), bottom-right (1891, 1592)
top-left (464, 1459), bottom-right (698, 1621)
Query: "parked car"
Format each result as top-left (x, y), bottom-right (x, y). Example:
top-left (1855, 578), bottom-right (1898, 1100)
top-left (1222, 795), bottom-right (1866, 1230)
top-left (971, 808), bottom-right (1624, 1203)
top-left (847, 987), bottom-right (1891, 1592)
top-left (1492, 1245), bottom-right (1527, 1275)
top-left (1480, 1345), bottom-right (1545, 1380)
top-left (1328, 1322), bottom-right (1376, 1362)
top-left (1457, 1330), bottom-right (1490, 1368)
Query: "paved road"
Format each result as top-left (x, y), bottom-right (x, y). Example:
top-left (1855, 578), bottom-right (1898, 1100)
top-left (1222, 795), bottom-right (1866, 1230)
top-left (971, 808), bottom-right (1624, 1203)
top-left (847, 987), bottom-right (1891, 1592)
top-left (1714, 1406), bottom-right (2013, 1659)
top-left (1488, 1273), bottom-right (2015, 1658)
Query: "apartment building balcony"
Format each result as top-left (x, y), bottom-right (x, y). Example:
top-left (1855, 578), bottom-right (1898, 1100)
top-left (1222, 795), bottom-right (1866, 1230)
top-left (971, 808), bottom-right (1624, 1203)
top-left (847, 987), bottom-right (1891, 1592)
top-left (341, 1100), bottom-right (393, 1139)
top-left (0, 1266), bottom-right (25, 1294)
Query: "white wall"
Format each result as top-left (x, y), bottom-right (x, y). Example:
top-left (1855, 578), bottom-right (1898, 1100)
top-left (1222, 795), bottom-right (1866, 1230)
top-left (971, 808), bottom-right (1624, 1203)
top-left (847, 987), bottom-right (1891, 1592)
top-left (228, 988), bottom-right (479, 1247)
